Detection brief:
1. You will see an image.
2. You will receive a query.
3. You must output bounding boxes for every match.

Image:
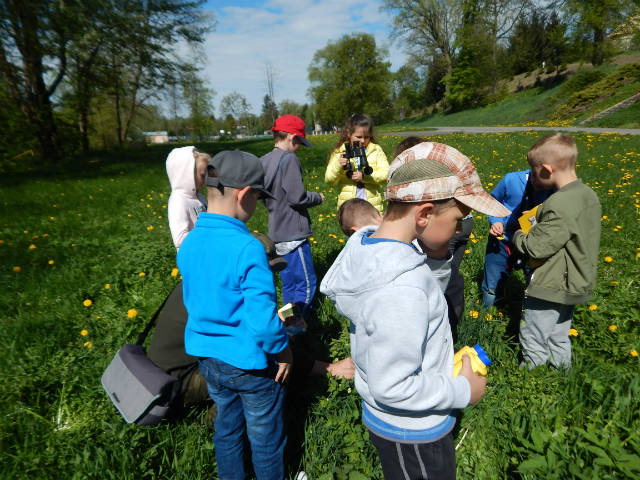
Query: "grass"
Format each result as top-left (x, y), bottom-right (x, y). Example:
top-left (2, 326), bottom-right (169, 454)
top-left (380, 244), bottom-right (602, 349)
top-left (2, 132), bottom-right (640, 479)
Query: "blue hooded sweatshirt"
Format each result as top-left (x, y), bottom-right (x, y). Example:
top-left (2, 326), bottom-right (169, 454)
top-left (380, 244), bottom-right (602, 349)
top-left (178, 212), bottom-right (288, 369)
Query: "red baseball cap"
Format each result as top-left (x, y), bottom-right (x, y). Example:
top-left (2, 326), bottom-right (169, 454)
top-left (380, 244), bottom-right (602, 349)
top-left (271, 114), bottom-right (312, 147)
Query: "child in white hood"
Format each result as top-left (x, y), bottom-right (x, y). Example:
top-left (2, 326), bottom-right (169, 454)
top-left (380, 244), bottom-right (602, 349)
top-left (320, 142), bottom-right (510, 480)
top-left (166, 146), bottom-right (210, 249)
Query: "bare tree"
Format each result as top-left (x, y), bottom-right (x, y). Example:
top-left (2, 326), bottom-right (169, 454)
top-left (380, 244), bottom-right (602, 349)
top-left (264, 62), bottom-right (277, 122)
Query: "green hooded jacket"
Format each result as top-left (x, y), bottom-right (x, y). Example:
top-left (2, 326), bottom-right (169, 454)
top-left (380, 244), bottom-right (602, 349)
top-left (512, 180), bottom-right (601, 305)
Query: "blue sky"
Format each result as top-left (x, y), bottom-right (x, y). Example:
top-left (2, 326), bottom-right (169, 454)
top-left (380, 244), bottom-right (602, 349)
top-left (200, 0), bottom-right (406, 115)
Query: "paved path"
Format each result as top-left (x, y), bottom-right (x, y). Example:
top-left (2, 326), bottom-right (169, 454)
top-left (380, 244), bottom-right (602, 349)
top-left (380, 126), bottom-right (640, 136)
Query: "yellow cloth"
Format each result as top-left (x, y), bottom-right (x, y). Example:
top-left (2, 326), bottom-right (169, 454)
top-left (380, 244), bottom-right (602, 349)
top-left (324, 142), bottom-right (389, 212)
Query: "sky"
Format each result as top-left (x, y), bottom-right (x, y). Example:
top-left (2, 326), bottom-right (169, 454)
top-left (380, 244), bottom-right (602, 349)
top-left (201, 0), bottom-right (406, 116)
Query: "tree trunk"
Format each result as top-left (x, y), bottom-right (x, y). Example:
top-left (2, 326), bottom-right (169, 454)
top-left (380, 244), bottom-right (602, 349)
top-left (591, 27), bottom-right (605, 66)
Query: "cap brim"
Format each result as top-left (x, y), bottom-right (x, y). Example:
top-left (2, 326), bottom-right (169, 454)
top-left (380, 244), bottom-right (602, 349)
top-left (296, 136), bottom-right (312, 148)
top-left (455, 192), bottom-right (511, 217)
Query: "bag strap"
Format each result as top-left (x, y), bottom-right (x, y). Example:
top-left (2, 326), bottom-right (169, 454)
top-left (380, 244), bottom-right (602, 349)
top-left (136, 289), bottom-right (175, 346)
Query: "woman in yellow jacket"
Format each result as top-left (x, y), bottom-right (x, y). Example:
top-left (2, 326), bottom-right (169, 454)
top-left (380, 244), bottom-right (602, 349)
top-left (325, 114), bottom-right (389, 213)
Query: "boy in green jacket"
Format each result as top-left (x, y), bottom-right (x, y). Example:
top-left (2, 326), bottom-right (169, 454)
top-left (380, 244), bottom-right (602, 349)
top-left (512, 133), bottom-right (601, 368)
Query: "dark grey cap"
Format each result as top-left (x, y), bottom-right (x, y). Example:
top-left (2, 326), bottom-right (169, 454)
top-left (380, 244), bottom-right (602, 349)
top-left (205, 150), bottom-right (273, 198)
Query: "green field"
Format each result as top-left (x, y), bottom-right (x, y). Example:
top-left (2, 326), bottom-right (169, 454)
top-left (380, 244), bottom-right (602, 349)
top-left (2, 132), bottom-right (640, 479)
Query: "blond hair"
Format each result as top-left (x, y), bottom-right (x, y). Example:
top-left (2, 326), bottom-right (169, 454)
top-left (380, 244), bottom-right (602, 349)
top-left (338, 198), bottom-right (380, 236)
top-left (527, 133), bottom-right (577, 169)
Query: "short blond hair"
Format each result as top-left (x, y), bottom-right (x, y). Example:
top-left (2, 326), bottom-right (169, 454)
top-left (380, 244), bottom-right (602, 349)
top-left (527, 133), bottom-right (577, 169)
top-left (338, 198), bottom-right (380, 235)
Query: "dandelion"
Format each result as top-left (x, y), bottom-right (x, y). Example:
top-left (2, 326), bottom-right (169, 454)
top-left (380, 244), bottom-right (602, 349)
top-left (28, 244), bottom-right (36, 250)
top-left (12, 266), bottom-right (21, 272)
top-left (608, 325), bottom-right (617, 332)
top-left (604, 256), bottom-right (613, 263)
top-left (105, 283), bottom-right (110, 289)
top-left (631, 350), bottom-right (638, 357)
top-left (171, 268), bottom-right (179, 277)
top-left (127, 309), bottom-right (137, 318)
top-left (139, 272), bottom-right (145, 277)
top-left (147, 225), bottom-right (154, 231)
top-left (83, 341), bottom-right (93, 349)
top-left (48, 260), bottom-right (54, 265)
top-left (610, 281), bottom-right (619, 286)
top-left (588, 304), bottom-right (597, 311)
top-left (83, 299), bottom-right (92, 307)
top-left (81, 329), bottom-right (88, 336)
top-left (465, 249), bottom-right (470, 254)
top-left (569, 328), bottom-right (579, 337)
top-left (485, 313), bottom-right (492, 320)
top-left (469, 310), bottom-right (479, 319)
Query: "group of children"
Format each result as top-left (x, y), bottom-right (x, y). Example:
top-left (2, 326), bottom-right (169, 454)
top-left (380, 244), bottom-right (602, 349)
top-left (166, 112), bottom-right (601, 479)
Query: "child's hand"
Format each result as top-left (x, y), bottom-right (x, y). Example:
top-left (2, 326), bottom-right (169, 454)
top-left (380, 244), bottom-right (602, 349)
top-left (319, 193), bottom-right (325, 202)
top-left (351, 171), bottom-right (363, 182)
top-left (339, 153), bottom-right (349, 168)
top-left (489, 222), bottom-right (504, 237)
top-left (327, 357), bottom-right (355, 380)
top-left (459, 355), bottom-right (487, 405)
top-left (275, 345), bottom-right (293, 383)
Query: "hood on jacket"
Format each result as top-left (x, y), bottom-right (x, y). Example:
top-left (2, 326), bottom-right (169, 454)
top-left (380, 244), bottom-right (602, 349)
top-left (166, 146), bottom-right (197, 197)
top-left (320, 226), bottom-right (426, 303)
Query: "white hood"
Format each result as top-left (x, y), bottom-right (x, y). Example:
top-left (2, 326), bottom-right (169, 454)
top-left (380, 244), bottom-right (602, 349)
top-left (166, 146), bottom-right (206, 249)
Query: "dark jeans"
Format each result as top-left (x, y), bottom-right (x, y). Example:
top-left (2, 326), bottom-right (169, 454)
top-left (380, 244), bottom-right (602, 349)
top-left (369, 430), bottom-right (456, 480)
top-left (199, 357), bottom-right (286, 480)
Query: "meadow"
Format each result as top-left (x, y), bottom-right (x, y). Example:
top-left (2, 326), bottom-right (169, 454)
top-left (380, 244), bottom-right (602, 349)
top-left (1, 131), bottom-right (639, 479)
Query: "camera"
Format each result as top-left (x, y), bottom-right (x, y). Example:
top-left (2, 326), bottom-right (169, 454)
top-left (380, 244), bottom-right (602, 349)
top-left (343, 141), bottom-right (373, 181)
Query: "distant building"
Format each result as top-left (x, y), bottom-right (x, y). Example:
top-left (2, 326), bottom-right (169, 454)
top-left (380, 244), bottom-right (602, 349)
top-left (142, 131), bottom-right (169, 144)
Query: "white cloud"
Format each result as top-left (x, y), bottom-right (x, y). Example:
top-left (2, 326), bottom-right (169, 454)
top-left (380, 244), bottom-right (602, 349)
top-left (201, 0), bottom-right (405, 115)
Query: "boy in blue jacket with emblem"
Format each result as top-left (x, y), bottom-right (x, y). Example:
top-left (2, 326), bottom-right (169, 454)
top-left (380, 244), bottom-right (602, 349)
top-left (178, 150), bottom-right (292, 480)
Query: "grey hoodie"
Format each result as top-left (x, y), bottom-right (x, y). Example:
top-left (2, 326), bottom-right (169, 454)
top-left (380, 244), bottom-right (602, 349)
top-left (320, 226), bottom-right (470, 434)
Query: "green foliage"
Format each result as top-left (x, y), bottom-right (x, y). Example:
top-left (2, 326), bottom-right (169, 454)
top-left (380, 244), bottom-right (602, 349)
top-left (308, 33), bottom-right (393, 128)
top-left (1, 133), bottom-right (640, 478)
top-left (554, 64), bottom-right (640, 117)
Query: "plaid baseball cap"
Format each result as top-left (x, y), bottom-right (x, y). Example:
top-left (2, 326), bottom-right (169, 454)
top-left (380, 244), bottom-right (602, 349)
top-left (385, 142), bottom-right (511, 217)
top-left (205, 150), bottom-right (273, 199)
top-left (271, 114), bottom-right (312, 147)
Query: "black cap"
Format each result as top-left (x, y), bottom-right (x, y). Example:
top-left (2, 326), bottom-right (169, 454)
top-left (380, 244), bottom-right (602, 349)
top-left (205, 150), bottom-right (273, 198)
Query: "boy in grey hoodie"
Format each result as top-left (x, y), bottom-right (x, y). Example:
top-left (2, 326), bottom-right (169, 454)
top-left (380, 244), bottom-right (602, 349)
top-left (321, 142), bottom-right (510, 480)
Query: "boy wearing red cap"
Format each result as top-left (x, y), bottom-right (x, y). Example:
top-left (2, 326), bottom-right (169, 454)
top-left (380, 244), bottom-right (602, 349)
top-left (260, 115), bottom-right (324, 322)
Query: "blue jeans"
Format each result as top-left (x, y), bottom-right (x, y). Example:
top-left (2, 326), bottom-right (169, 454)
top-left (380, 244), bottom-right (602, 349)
top-left (481, 236), bottom-right (510, 309)
top-left (280, 241), bottom-right (316, 321)
top-left (199, 357), bottom-right (286, 480)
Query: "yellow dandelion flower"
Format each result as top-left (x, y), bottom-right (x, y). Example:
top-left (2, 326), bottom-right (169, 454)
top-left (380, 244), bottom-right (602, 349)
top-left (139, 272), bottom-right (146, 277)
top-left (630, 350), bottom-right (638, 357)
top-left (485, 313), bottom-right (493, 320)
top-left (465, 249), bottom-right (471, 254)
top-left (12, 266), bottom-right (21, 272)
top-left (608, 325), bottom-right (617, 331)
top-left (339, 239), bottom-right (344, 243)
top-left (48, 259), bottom-right (54, 265)
top-left (28, 244), bottom-right (36, 250)
top-left (469, 310), bottom-right (479, 318)
top-left (105, 283), bottom-right (110, 289)
top-left (604, 256), bottom-right (613, 263)
top-left (171, 268), bottom-right (179, 277)
top-left (146, 225), bottom-right (154, 231)
top-left (568, 328), bottom-right (579, 337)
top-left (81, 329), bottom-right (88, 336)
top-left (127, 309), bottom-right (137, 318)
top-left (610, 281), bottom-right (619, 286)
top-left (588, 304), bottom-right (597, 311)
top-left (469, 233), bottom-right (475, 239)
top-left (83, 299), bottom-right (92, 307)
top-left (83, 341), bottom-right (93, 349)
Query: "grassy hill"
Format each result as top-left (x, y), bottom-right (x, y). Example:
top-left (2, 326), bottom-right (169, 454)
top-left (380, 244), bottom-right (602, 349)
top-left (381, 54), bottom-right (640, 131)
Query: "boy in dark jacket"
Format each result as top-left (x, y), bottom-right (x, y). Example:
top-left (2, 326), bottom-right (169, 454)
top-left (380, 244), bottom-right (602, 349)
top-left (260, 114), bottom-right (324, 321)
top-left (513, 133), bottom-right (601, 368)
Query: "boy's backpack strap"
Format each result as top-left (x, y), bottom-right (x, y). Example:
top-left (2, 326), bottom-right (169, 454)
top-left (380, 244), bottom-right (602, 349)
top-left (136, 289), bottom-right (176, 346)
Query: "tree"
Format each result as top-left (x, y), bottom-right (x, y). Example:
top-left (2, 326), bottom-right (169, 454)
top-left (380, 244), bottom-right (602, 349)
top-left (219, 92), bottom-right (251, 126)
top-left (308, 33), bottom-right (392, 128)
top-left (564, 0), bottom-right (640, 66)
top-left (181, 69), bottom-right (215, 141)
top-left (261, 94), bottom-right (278, 128)
top-left (391, 64), bottom-right (424, 118)
top-left (0, 0), bottom-right (77, 162)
